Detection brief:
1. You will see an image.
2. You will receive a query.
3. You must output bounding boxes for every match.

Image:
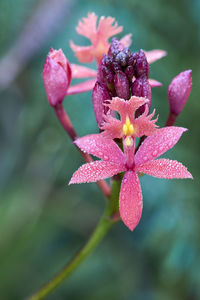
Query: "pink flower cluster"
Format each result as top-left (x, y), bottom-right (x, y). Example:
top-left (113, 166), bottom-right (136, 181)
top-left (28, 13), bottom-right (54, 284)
top-left (43, 13), bottom-right (193, 231)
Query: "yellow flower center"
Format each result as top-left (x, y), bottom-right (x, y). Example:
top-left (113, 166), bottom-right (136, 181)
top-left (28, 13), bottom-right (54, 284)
top-left (122, 116), bottom-right (134, 136)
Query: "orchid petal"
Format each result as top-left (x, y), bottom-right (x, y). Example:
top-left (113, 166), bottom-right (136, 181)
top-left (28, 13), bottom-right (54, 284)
top-left (76, 13), bottom-right (97, 42)
top-left (67, 79), bottom-right (96, 95)
top-left (136, 159), bottom-right (193, 179)
top-left (119, 171), bottom-right (143, 231)
top-left (101, 116), bottom-right (123, 139)
top-left (97, 16), bottom-right (123, 40)
top-left (69, 161), bottom-right (125, 184)
top-left (144, 49), bottom-right (167, 64)
top-left (108, 96), bottom-right (149, 123)
top-left (135, 107), bottom-right (158, 137)
top-left (135, 127), bottom-right (187, 166)
top-left (148, 78), bottom-right (162, 87)
top-left (74, 134), bottom-right (125, 165)
top-left (71, 64), bottom-right (97, 78)
top-left (120, 34), bottom-right (132, 48)
top-left (70, 41), bottom-right (94, 63)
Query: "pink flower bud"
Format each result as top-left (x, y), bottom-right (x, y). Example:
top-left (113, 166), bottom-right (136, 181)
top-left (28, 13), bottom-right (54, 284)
top-left (114, 71), bottom-right (130, 100)
top-left (92, 82), bottom-right (111, 127)
top-left (168, 70), bottom-right (192, 115)
top-left (43, 48), bottom-right (72, 107)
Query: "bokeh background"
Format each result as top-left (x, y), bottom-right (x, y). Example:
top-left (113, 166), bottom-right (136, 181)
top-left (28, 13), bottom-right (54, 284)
top-left (0, 0), bottom-right (199, 299)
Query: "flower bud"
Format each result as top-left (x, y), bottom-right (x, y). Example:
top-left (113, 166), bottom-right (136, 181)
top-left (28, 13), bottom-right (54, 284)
top-left (92, 82), bottom-right (111, 127)
top-left (134, 49), bottom-right (150, 78)
top-left (43, 48), bottom-right (72, 107)
top-left (168, 70), bottom-right (192, 116)
top-left (131, 75), bottom-right (151, 116)
top-left (114, 71), bottom-right (130, 100)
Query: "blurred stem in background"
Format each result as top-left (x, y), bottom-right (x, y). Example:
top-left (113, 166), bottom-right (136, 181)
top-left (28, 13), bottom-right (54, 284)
top-left (28, 198), bottom-right (118, 300)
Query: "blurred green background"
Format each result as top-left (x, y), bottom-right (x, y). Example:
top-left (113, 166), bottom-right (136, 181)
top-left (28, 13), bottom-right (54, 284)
top-left (0, 0), bottom-right (199, 299)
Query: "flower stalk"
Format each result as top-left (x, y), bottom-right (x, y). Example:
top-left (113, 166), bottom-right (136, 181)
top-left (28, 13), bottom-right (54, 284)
top-left (27, 200), bottom-right (117, 300)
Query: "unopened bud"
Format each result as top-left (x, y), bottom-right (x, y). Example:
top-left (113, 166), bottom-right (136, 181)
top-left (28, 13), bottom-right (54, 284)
top-left (92, 82), bottom-right (111, 127)
top-left (134, 49), bottom-right (150, 78)
top-left (131, 75), bottom-right (151, 116)
top-left (168, 70), bottom-right (192, 116)
top-left (108, 38), bottom-right (124, 57)
top-left (43, 48), bottom-right (71, 106)
top-left (114, 71), bottom-right (130, 100)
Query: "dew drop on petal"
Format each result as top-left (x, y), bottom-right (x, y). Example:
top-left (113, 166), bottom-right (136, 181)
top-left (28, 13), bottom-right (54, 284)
top-left (152, 150), bottom-right (157, 156)
top-left (143, 156), bottom-right (148, 161)
top-left (104, 155), bottom-right (109, 161)
top-left (168, 141), bottom-right (173, 147)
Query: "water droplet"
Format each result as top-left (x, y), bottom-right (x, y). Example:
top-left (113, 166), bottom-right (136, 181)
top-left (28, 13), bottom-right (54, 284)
top-left (168, 141), bottom-right (173, 147)
top-left (98, 151), bottom-right (103, 156)
top-left (104, 155), bottom-right (109, 160)
top-left (143, 156), bottom-right (148, 161)
top-left (159, 146), bottom-right (163, 152)
top-left (152, 150), bottom-right (157, 156)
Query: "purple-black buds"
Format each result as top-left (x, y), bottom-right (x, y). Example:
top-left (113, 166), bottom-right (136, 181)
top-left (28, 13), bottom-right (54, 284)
top-left (92, 82), bottom-right (111, 127)
top-left (114, 71), bottom-right (130, 100)
top-left (134, 50), bottom-right (150, 78)
top-left (168, 70), bottom-right (192, 116)
top-left (43, 48), bottom-right (72, 107)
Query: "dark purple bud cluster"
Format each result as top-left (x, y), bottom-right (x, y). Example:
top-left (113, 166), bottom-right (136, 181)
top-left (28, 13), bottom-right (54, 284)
top-left (93, 38), bottom-right (151, 127)
top-left (132, 50), bottom-right (151, 116)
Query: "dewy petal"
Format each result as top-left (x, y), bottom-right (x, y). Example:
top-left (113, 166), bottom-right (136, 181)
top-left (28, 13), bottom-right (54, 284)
top-left (76, 13), bottom-right (97, 42)
top-left (135, 126), bottom-right (187, 166)
top-left (70, 41), bottom-right (94, 63)
top-left (74, 134), bottom-right (126, 165)
top-left (71, 64), bottom-right (97, 78)
top-left (120, 34), bottom-right (132, 48)
top-left (134, 107), bottom-right (158, 137)
top-left (97, 16), bottom-right (123, 40)
top-left (119, 171), bottom-right (143, 231)
top-left (144, 49), bottom-right (167, 64)
top-left (67, 79), bottom-right (96, 95)
top-left (136, 159), bottom-right (193, 179)
top-left (107, 96), bottom-right (149, 123)
top-left (101, 115), bottom-right (123, 139)
top-left (69, 161), bottom-right (125, 184)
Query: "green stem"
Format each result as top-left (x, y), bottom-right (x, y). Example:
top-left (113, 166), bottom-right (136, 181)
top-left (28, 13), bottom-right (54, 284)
top-left (27, 203), bottom-right (116, 300)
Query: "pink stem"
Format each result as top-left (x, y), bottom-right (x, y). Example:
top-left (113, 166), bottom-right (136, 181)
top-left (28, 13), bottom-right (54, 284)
top-left (54, 104), bottom-right (110, 197)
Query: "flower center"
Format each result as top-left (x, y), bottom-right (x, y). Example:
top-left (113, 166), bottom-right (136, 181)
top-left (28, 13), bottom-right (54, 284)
top-left (123, 116), bottom-right (134, 136)
top-left (124, 136), bottom-right (133, 147)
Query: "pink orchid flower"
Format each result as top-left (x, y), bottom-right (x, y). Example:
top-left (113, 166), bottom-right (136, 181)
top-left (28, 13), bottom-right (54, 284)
top-left (43, 48), bottom-right (97, 106)
top-left (101, 96), bottom-right (158, 139)
top-left (69, 127), bottom-right (192, 231)
top-left (70, 12), bottom-right (132, 64)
